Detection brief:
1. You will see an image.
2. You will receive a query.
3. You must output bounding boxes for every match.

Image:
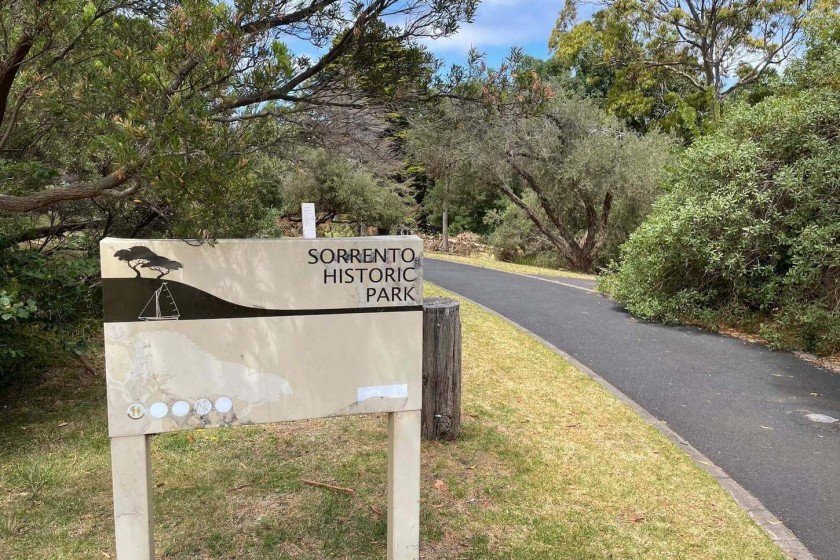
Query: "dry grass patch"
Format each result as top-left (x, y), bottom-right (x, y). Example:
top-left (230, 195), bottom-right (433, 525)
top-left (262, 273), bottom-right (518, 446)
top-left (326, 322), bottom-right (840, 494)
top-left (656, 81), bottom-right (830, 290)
top-left (0, 285), bottom-right (783, 559)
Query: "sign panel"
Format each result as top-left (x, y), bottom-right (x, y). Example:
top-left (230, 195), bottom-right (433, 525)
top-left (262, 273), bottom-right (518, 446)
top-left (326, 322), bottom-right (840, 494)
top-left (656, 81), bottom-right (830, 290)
top-left (101, 236), bottom-right (423, 438)
top-left (301, 202), bottom-right (317, 239)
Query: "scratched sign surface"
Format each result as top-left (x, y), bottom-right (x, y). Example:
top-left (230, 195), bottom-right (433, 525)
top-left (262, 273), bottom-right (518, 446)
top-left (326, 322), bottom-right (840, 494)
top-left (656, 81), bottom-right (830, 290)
top-left (101, 237), bottom-right (423, 438)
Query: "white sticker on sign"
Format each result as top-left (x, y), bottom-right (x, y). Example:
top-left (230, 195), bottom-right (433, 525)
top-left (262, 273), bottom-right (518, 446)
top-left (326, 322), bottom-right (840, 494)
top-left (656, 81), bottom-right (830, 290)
top-left (194, 399), bottom-right (212, 416)
top-left (214, 396), bottom-right (233, 414)
top-left (357, 384), bottom-right (409, 402)
top-left (301, 203), bottom-right (316, 239)
top-left (171, 400), bottom-right (190, 418)
top-left (149, 402), bottom-right (169, 419)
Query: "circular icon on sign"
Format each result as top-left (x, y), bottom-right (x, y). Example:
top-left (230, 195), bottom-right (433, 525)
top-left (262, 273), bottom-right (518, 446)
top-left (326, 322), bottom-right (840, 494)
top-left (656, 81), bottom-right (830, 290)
top-left (149, 402), bottom-right (168, 419)
top-left (194, 398), bottom-right (212, 416)
top-left (171, 400), bottom-right (190, 418)
top-left (214, 396), bottom-right (233, 414)
top-left (127, 403), bottom-right (146, 420)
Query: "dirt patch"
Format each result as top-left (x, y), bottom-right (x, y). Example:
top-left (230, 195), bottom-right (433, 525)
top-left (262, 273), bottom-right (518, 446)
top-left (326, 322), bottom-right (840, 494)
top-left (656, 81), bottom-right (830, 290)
top-left (423, 232), bottom-right (490, 257)
top-left (719, 327), bottom-right (840, 374)
top-left (794, 352), bottom-right (840, 375)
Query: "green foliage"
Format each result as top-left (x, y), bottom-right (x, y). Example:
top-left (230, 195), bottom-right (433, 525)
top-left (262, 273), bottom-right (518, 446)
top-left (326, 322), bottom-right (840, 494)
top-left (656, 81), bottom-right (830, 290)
top-left (0, 291), bottom-right (37, 321)
top-left (486, 197), bottom-right (563, 268)
top-left (424, 184), bottom-right (506, 237)
top-left (604, 83), bottom-right (839, 354)
top-left (330, 19), bottom-right (438, 102)
top-left (407, 71), bottom-right (672, 271)
top-left (548, 0), bottom-right (825, 141)
top-left (281, 149), bottom-right (413, 229)
top-left (0, 249), bottom-right (100, 383)
top-left (548, 4), bottom-right (709, 141)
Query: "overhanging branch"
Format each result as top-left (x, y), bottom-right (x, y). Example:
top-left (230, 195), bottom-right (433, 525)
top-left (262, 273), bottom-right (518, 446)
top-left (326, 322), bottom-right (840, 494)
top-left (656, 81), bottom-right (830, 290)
top-left (239, 0), bottom-right (339, 33)
top-left (215, 0), bottom-right (387, 112)
top-left (0, 164), bottom-right (139, 213)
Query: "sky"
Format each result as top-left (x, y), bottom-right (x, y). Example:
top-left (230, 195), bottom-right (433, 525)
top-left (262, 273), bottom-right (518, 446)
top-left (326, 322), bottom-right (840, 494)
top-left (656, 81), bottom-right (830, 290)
top-left (282, 1), bottom-right (575, 71)
top-left (421, 0), bottom-right (565, 68)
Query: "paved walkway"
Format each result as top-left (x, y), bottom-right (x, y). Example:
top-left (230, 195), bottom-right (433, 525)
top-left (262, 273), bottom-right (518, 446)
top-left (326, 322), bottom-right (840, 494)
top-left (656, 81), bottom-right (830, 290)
top-left (426, 258), bottom-right (840, 560)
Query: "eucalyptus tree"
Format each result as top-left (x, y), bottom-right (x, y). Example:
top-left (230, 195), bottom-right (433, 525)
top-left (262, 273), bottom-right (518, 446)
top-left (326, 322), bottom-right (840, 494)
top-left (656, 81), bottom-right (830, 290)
top-left (550, 0), bottom-right (827, 133)
top-left (408, 70), bottom-right (671, 272)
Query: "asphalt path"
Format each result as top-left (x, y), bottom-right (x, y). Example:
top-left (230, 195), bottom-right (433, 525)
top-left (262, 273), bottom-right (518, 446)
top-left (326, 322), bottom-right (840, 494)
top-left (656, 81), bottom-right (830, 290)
top-left (425, 258), bottom-right (840, 560)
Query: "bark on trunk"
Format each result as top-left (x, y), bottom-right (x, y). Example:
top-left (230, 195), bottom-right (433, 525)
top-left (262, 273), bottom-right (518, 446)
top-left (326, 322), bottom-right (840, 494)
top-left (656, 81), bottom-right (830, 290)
top-left (0, 34), bottom-right (34, 129)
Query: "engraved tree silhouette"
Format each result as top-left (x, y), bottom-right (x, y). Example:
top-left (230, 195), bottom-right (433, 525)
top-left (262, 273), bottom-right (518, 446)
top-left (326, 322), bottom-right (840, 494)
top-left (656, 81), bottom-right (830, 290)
top-left (141, 255), bottom-right (183, 279)
top-left (114, 246), bottom-right (158, 278)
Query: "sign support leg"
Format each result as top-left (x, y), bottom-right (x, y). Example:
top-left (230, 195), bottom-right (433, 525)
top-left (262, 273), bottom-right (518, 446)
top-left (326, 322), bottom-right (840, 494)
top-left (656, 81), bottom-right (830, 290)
top-left (110, 435), bottom-right (155, 560)
top-left (387, 410), bottom-right (421, 560)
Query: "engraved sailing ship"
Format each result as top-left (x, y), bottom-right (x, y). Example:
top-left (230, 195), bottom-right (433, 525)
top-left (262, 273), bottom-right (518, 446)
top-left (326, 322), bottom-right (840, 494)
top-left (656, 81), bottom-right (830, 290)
top-left (138, 282), bottom-right (180, 321)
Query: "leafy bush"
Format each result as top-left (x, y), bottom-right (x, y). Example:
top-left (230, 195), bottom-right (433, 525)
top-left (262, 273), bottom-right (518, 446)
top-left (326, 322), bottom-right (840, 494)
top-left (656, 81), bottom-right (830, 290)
top-left (0, 249), bottom-right (100, 384)
top-left (281, 148), bottom-right (413, 229)
top-left (604, 88), bottom-right (839, 354)
top-left (487, 198), bottom-right (564, 268)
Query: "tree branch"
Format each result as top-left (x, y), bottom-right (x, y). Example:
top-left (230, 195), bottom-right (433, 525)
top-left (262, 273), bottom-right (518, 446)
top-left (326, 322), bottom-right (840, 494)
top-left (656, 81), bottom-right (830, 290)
top-left (0, 164), bottom-right (139, 213)
top-left (0, 32), bottom-right (34, 129)
top-left (496, 177), bottom-right (576, 263)
top-left (506, 153), bottom-right (579, 252)
top-left (1, 220), bottom-right (103, 249)
top-left (0, 53), bottom-right (200, 213)
top-left (216, 0), bottom-right (387, 112)
top-left (239, 0), bottom-right (339, 33)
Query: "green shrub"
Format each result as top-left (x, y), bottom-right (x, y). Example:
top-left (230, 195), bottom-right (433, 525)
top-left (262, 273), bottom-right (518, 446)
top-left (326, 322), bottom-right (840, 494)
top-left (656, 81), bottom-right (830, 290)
top-left (0, 249), bottom-right (101, 384)
top-left (603, 88), bottom-right (839, 355)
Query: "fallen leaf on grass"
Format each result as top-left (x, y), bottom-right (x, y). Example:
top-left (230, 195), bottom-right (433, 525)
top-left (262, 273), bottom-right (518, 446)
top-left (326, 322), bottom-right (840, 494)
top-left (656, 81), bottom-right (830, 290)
top-left (433, 479), bottom-right (449, 493)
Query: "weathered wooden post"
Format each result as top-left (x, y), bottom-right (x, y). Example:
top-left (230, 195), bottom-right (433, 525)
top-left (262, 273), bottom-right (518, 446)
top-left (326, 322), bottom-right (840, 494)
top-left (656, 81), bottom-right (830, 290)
top-left (422, 298), bottom-right (462, 440)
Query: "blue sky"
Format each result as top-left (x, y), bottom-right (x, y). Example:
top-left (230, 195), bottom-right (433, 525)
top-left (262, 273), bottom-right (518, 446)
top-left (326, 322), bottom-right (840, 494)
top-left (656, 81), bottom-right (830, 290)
top-left (421, 0), bottom-right (565, 67)
top-left (282, 1), bottom-right (573, 70)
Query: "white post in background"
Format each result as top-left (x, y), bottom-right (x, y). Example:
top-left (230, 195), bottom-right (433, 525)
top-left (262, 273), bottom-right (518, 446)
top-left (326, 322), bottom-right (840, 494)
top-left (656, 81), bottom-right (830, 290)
top-left (441, 204), bottom-right (449, 253)
top-left (301, 203), bottom-right (317, 239)
top-left (111, 435), bottom-right (154, 560)
top-left (387, 410), bottom-right (421, 560)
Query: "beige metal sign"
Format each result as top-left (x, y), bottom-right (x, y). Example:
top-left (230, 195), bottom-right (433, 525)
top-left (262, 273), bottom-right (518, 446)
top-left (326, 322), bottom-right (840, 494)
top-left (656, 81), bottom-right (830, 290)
top-left (101, 236), bottom-right (423, 560)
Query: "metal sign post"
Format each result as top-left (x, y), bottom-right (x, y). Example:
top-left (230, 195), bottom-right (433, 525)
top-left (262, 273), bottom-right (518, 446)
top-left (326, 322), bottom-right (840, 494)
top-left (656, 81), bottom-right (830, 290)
top-left (101, 236), bottom-right (423, 559)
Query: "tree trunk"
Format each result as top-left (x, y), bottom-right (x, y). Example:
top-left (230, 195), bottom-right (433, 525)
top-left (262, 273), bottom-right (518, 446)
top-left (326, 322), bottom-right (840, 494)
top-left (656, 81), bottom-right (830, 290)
top-left (566, 245), bottom-right (595, 273)
top-left (441, 206), bottom-right (449, 252)
top-left (422, 297), bottom-right (461, 441)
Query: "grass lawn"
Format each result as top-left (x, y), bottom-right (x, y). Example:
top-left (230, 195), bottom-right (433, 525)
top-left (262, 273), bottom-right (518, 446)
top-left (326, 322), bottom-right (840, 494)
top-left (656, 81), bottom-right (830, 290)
top-left (0, 285), bottom-right (783, 559)
top-left (426, 252), bottom-right (597, 281)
